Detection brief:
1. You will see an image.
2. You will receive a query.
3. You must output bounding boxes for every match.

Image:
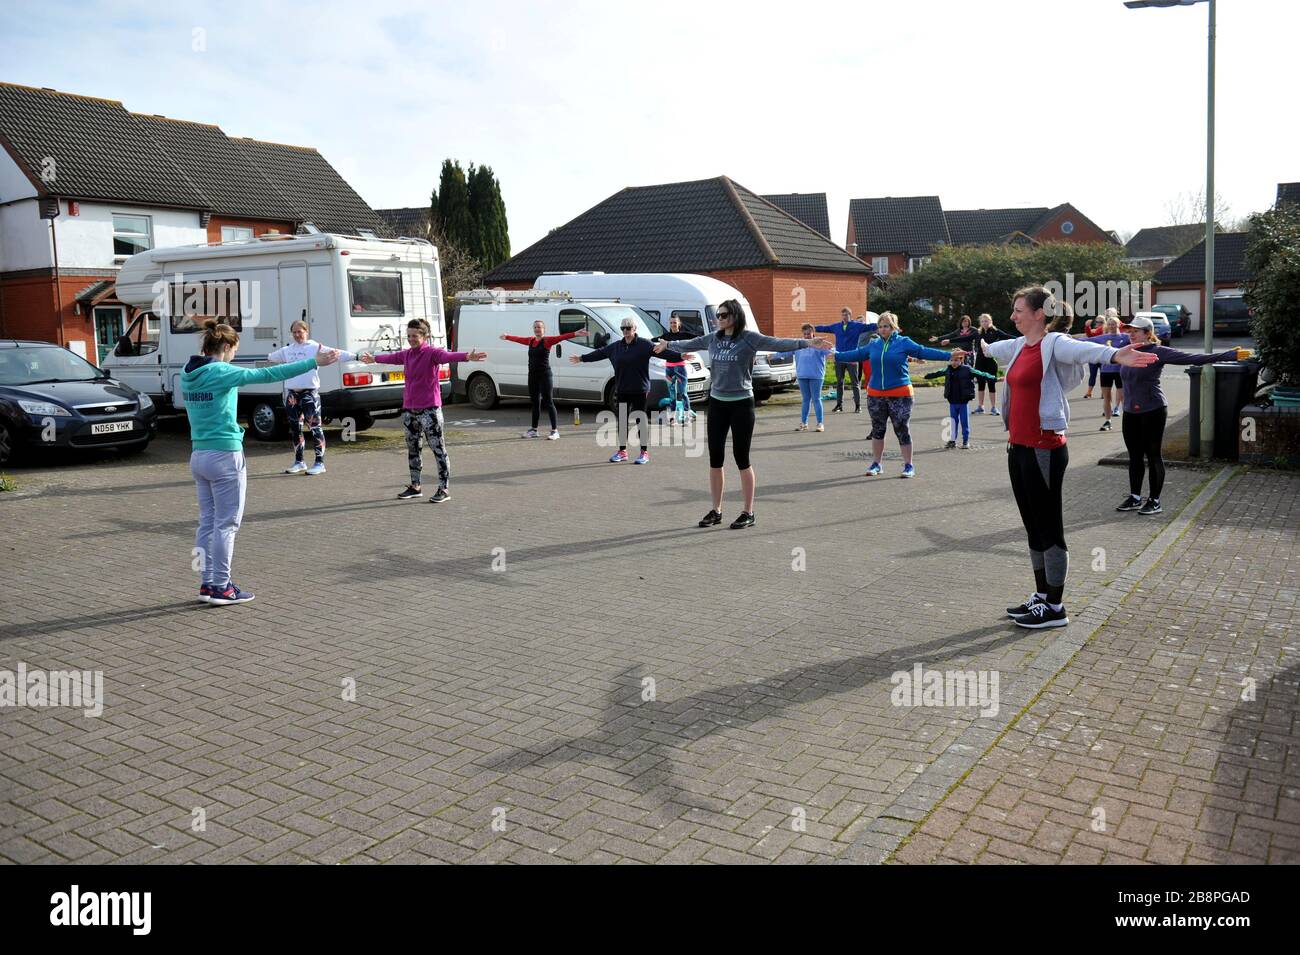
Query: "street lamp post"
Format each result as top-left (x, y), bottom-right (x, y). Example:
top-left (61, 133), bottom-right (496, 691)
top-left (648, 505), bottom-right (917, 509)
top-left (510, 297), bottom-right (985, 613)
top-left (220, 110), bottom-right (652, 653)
top-left (1125, 0), bottom-right (1216, 458)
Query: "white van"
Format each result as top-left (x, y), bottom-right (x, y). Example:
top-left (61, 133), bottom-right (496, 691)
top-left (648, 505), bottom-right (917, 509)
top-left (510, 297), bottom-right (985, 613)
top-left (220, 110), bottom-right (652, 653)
top-left (450, 289), bottom-right (709, 410)
top-left (109, 232), bottom-right (445, 439)
top-left (530, 272), bottom-right (797, 400)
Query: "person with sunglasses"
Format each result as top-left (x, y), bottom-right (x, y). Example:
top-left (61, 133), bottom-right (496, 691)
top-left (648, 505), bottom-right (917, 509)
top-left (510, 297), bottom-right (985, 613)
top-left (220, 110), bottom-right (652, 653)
top-left (572, 317), bottom-right (682, 464)
top-left (652, 299), bottom-right (832, 528)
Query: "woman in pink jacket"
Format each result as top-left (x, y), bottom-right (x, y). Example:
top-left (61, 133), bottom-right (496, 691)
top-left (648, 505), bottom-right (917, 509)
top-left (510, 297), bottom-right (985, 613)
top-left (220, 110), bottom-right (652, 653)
top-left (361, 319), bottom-right (485, 503)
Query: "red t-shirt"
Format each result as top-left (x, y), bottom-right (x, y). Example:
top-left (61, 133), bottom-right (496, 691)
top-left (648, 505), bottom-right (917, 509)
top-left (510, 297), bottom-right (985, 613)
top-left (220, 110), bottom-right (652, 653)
top-left (1006, 342), bottom-right (1067, 449)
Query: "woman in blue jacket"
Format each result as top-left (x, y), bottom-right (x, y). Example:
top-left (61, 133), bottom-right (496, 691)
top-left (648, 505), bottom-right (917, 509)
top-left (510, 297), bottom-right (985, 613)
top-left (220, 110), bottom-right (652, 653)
top-left (833, 312), bottom-right (960, 478)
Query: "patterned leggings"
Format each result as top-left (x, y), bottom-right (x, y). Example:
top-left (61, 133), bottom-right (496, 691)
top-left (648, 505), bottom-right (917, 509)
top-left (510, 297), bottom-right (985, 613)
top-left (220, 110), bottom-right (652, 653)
top-left (403, 407), bottom-right (450, 490)
top-left (286, 388), bottom-right (324, 463)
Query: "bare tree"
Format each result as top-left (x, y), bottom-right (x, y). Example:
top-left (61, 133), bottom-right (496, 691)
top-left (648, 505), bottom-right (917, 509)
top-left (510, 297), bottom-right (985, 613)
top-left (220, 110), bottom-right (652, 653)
top-left (428, 223), bottom-right (484, 302)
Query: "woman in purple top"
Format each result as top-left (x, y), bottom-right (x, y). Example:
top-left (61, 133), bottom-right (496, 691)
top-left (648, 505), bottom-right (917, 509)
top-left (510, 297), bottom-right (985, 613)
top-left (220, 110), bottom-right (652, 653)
top-left (1114, 315), bottom-right (1246, 516)
top-left (1093, 314), bottom-right (1129, 432)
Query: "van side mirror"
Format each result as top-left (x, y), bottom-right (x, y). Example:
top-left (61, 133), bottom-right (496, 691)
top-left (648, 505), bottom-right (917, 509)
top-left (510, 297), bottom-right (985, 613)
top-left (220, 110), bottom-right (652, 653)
top-left (114, 333), bottom-right (135, 357)
top-left (594, 331), bottom-right (609, 348)
top-left (555, 344), bottom-right (562, 357)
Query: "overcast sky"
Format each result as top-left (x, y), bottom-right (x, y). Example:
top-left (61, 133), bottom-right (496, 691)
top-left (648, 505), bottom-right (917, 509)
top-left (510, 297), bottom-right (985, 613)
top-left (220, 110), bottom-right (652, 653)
top-left (2, 0), bottom-right (1295, 254)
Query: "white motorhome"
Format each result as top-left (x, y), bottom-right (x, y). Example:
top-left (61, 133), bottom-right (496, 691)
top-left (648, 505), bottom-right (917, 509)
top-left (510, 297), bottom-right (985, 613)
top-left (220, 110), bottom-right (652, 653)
top-left (450, 289), bottom-right (709, 410)
top-left (109, 232), bottom-right (445, 439)
top-left (530, 272), bottom-right (796, 400)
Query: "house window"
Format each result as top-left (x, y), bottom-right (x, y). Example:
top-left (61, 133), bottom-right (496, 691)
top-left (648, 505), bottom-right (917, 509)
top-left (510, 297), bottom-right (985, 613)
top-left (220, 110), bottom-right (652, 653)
top-left (112, 214), bottom-right (152, 258)
top-left (1060, 220), bottom-right (1075, 235)
top-left (871, 256), bottom-right (890, 276)
top-left (221, 226), bottom-right (254, 242)
top-left (907, 256), bottom-right (931, 273)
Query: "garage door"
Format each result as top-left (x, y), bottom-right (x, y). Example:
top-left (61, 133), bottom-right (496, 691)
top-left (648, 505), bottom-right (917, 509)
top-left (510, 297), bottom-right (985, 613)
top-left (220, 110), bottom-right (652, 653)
top-left (1156, 289), bottom-right (1202, 331)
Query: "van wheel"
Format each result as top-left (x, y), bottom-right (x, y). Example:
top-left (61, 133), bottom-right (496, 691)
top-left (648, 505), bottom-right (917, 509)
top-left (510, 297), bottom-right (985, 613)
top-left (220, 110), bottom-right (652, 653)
top-left (754, 388), bottom-right (773, 405)
top-left (467, 373), bottom-right (499, 410)
top-left (604, 382), bottom-right (618, 412)
top-left (349, 411), bottom-right (375, 432)
top-left (249, 400), bottom-right (285, 441)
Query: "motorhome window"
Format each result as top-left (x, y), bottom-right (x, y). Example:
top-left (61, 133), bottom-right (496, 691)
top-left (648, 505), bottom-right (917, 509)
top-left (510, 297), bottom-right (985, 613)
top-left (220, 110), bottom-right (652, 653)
top-left (558, 309), bottom-right (593, 343)
top-left (670, 310), bottom-right (704, 336)
top-left (592, 305), bottom-right (663, 339)
top-left (113, 215), bottom-right (152, 257)
top-left (349, 272), bottom-right (404, 316)
top-left (221, 226), bottom-right (254, 242)
top-left (169, 280), bottom-right (243, 333)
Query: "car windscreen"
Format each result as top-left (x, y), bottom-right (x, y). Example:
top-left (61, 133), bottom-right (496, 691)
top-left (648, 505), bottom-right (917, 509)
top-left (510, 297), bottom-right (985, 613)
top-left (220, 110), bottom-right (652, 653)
top-left (591, 305), bottom-right (665, 339)
top-left (0, 346), bottom-right (103, 385)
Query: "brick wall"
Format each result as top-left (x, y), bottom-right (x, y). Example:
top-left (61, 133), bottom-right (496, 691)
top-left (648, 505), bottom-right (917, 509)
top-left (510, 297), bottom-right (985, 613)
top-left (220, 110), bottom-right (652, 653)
top-left (767, 269), bottom-right (870, 339)
top-left (700, 267), bottom-right (774, 333)
top-left (206, 217), bottom-right (295, 243)
top-left (0, 271), bottom-right (118, 360)
top-left (1031, 205), bottom-right (1115, 245)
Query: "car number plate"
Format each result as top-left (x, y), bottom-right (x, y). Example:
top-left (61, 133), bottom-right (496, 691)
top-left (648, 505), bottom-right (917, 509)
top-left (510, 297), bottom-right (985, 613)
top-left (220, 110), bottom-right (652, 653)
top-left (385, 372), bottom-right (405, 382)
top-left (91, 420), bottom-right (134, 435)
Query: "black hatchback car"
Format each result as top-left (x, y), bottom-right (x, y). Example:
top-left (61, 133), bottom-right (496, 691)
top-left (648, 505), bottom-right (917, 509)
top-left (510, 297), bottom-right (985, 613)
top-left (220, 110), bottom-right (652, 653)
top-left (0, 340), bottom-right (158, 466)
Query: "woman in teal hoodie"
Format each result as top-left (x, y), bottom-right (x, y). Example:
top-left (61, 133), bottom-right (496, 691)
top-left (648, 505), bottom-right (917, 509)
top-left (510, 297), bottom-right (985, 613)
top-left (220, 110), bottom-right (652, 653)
top-left (833, 312), bottom-right (960, 478)
top-left (181, 320), bottom-right (339, 605)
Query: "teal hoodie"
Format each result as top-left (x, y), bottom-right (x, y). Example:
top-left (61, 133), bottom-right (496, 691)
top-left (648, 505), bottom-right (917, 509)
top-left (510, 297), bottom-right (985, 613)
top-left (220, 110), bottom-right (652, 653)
top-left (181, 354), bottom-right (317, 450)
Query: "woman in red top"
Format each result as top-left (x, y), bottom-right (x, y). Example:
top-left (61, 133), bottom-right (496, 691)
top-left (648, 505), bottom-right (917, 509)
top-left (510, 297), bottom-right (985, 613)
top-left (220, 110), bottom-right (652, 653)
top-left (982, 286), bottom-right (1156, 629)
top-left (499, 320), bottom-right (580, 439)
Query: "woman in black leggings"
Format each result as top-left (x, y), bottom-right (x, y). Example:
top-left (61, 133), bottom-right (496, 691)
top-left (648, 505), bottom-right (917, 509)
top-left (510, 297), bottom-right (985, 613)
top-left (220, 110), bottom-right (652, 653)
top-left (980, 286), bottom-right (1156, 629)
top-left (500, 321), bottom-right (579, 439)
top-left (972, 313), bottom-right (1012, 414)
top-left (1114, 315), bottom-right (1245, 516)
top-left (653, 299), bottom-right (830, 528)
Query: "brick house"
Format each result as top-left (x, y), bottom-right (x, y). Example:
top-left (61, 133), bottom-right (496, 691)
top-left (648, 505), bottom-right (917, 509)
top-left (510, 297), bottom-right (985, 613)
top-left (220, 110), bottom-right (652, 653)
top-left (0, 82), bottom-right (384, 362)
top-left (483, 176), bottom-right (870, 337)
top-left (1152, 232), bottom-right (1250, 332)
top-left (1123, 223), bottom-right (1207, 273)
top-left (761, 192), bottom-right (830, 239)
top-left (847, 196), bottom-right (1116, 279)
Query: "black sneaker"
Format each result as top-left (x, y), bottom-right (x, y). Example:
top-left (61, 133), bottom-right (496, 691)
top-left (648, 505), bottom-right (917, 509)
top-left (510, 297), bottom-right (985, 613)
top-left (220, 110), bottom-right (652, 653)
top-left (1006, 593), bottom-right (1046, 618)
top-left (1138, 497), bottom-right (1161, 516)
top-left (831, 405), bottom-right (843, 414)
top-left (1099, 420), bottom-right (1112, 432)
top-left (729, 511), bottom-right (755, 529)
top-left (1012, 603), bottom-right (1069, 629)
top-left (698, 509), bottom-right (722, 528)
top-left (397, 485), bottom-right (422, 500)
top-left (429, 488), bottom-right (450, 504)
top-left (1115, 494), bottom-right (1142, 512)
top-left (945, 440), bottom-right (956, 449)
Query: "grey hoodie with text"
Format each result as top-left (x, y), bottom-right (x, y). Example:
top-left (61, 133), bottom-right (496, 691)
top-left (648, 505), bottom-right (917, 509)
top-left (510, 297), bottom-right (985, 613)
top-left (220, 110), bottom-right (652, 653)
top-left (661, 330), bottom-right (815, 400)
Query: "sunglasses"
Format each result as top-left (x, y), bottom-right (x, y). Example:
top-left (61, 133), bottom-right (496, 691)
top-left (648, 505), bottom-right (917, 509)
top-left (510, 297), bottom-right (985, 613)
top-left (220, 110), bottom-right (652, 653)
top-left (717, 310), bottom-right (732, 319)
top-left (620, 325), bottom-right (634, 331)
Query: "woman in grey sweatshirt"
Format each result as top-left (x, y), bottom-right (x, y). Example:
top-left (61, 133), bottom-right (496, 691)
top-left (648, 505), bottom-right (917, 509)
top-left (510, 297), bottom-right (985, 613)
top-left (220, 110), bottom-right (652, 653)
top-left (653, 299), bottom-right (832, 529)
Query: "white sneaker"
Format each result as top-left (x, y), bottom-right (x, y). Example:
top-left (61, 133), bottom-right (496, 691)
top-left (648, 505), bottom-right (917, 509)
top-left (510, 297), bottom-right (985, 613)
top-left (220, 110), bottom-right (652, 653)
top-left (284, 461), bottom-right (307, 474)
top-left (306, 462), bottom-right (326, 476)
top-left (521, 428), bottom-right (539, 439)
top-left (815, 423), bottom-right (824, 432)
top-left (547, 430), bottom-right (560, 441)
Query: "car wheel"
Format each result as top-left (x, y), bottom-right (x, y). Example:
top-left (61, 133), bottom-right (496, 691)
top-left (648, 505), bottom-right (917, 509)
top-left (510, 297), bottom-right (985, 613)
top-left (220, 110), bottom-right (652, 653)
top-left (467, 373), bottom-right (499, 410)
top-left (249, 400), bottom-right (285, 441)
top-left (0, 418), bottom-right (20, 467)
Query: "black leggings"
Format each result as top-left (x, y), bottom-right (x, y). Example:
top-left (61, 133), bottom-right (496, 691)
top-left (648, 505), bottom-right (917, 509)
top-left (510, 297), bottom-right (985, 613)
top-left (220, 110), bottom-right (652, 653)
top-left (616, 391), bottom-right (649, 451)
top-left (529, 372), bottom-right (557, 431)
top-left (975, 356), bottom-right (998, 393)
top-left (1122, 406), bottom-right (1168, 499)
top-left (1008, 443), bottom-right (1070, 604)
top-left (707, 396), bottom-right (755, 469)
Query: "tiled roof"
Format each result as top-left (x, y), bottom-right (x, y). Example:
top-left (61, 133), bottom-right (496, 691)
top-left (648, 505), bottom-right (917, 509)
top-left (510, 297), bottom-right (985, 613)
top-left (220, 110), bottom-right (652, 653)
top-left (230, 138), bottom-right (385, 236)
top-left (0, 83), bottom-right (383, 234)
top-left (377, 207), bottom-right (431, 238)
top-left (74, 279), bottom-right (115, 303)
top-left (847, 196), bottom-right (949, 256)
top-left (1153, 232), bottom-right (1251, 285)
top-left (1124, 224), bottom-right (1206, 260)
top-left (761, 192), bottom-right (830, 238)
top-left (945, 207), bottom-right (1048, 245)
top-left (486, 176), bottom-right (868, 283)
top-left (0, 82), bottom-right (208, 209)
top-left (132, 114), bottom-right (300, 222)
top-left (1277, 182), bottom-right (1300, 207)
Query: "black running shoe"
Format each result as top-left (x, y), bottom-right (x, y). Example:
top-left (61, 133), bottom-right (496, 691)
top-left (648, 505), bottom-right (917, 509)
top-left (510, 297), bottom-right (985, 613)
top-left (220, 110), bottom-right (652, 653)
top-left (1006, 593), bottom-right (1046, 618)
top-left (1138, 497), bottom-right (1162, 516)
top-left (1012, 603), bottom-right (1069, 629)
top-left (1115, 494), bottom-right (1142, 512)
top-left (729, 511), bottom-right (755, 529)
top-left (397, 485), bottom-right (422, 500)
top-left (698, 509), bottom-right (722, 527)
top-left (429, 488), bottom-right (450, 504)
